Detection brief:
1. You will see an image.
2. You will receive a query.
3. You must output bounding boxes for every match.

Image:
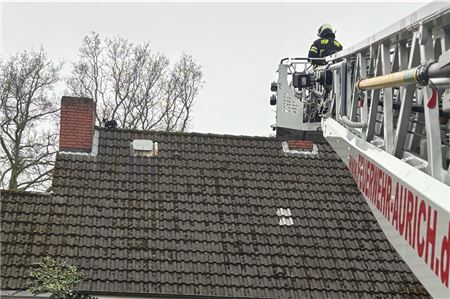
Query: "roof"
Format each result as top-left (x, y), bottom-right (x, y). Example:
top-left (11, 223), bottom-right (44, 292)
top-left (1, 128), bottom-right (430, 298)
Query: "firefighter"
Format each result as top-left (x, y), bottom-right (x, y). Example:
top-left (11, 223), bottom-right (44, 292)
top-left (308, 23), bottom-right (343, 66)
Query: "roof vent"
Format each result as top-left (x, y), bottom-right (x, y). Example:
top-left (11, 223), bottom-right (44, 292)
top-left (130, 139), bottom-right (158, 157)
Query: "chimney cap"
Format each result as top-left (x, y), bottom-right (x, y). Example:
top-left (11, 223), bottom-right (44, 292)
top-left (61, 96), bottom-right (94, 103)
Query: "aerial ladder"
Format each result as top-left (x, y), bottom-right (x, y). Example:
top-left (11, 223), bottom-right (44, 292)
top-left (270, 2), bottom-right (450, 298)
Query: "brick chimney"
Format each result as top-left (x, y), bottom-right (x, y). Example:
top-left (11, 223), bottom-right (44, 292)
top-left (59, 96), bottom-right (95, 152)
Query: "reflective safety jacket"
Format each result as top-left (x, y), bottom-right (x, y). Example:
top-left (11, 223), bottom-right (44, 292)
top-left (308, 36), bottom-right (343, 65)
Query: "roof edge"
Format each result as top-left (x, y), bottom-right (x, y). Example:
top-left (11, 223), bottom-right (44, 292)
top-left (96, 127), bottom-right (327, 143)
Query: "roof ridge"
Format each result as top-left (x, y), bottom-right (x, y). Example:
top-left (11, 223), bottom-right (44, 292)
top-left (96, 126), bottom-right (278, 141)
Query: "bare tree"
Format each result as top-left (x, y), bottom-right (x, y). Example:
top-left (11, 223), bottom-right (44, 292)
top-left (0, 49), bottom-right (62, 191)
top-left (67, 32), bottom-right (203, 131)
top-left (161, 54), bottom-right (203, 131)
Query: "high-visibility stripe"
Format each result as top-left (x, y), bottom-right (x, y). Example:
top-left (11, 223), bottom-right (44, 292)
top-left (334, 40), bottom-right (341, 47)
top-left (321, 39), bottom-right (329, 45)
top-left (310, 46), bottom-right (318, 53)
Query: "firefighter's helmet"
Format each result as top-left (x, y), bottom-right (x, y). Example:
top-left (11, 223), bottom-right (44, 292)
top-left (318, 23), bottom-right (333, 37)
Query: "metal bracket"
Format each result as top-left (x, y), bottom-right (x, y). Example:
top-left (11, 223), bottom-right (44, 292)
top-left (419, 23), bottom-right (428, 45)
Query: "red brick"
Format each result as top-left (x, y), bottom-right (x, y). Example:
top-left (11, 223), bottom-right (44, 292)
top-left (287, 139), bottom-right (314, 151)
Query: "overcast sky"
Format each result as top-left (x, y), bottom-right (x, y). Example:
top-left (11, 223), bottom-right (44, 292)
top-left (1, 1), bottom-right (428, 136)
